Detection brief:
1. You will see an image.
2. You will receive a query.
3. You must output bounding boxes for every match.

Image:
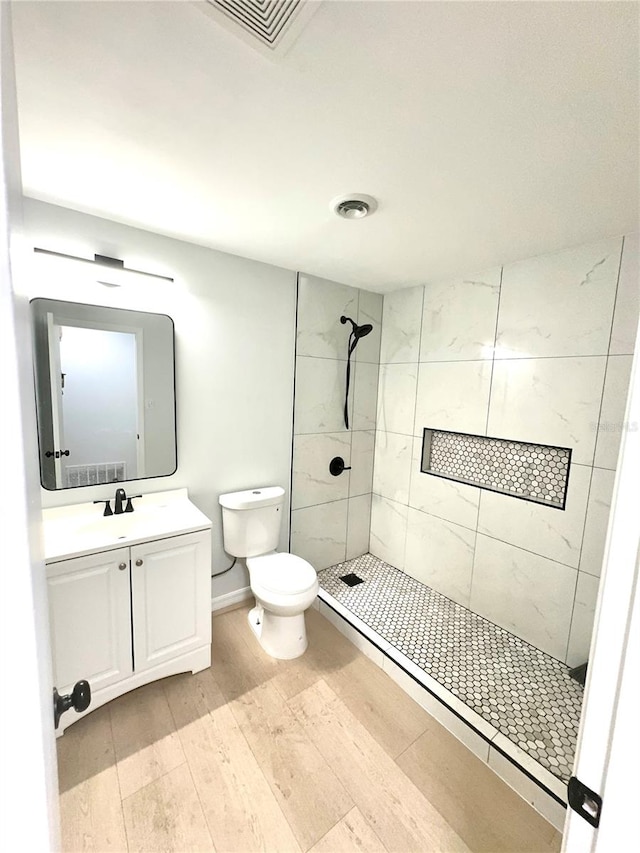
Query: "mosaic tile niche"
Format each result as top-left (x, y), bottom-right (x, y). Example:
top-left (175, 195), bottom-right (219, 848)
top-left (421, 428), bottom-right (571, 509)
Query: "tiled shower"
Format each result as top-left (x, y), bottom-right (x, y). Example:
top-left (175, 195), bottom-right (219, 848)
top-left (290, 274), bottom-right (382, 565)
top-left (290, 233), bottom-right (638, 801)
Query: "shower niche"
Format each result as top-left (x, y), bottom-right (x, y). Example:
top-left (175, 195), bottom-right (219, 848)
top-left (421, 427), bottom-right (572, 509)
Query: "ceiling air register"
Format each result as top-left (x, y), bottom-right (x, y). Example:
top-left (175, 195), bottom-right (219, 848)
top-left (202, 0), bottom-right (315, 53)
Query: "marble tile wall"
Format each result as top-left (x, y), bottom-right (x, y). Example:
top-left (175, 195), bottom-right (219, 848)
top-left (370, 234), bottom-right (639, 664)
top-left (291, 274), bottom-right (382, 570)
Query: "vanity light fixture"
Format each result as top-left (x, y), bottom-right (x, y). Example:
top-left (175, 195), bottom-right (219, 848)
top-left (33, 247), bottom-right (174, 287)
top-left (331, 194), bottom-right (378, 220)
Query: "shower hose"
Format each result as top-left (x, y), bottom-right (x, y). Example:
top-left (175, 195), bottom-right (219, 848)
top-left (343, 332), bottom-right (359, 429)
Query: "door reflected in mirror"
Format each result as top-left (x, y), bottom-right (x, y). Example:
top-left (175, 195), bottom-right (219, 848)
top-left (31, 299), bottom-right (177, 490)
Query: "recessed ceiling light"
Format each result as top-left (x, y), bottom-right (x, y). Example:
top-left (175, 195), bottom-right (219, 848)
top-left (332, 194), bottom-right (378, 220)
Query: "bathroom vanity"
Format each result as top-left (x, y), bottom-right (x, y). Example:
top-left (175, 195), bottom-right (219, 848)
top-left (43, 489), bottom-right (212, 733)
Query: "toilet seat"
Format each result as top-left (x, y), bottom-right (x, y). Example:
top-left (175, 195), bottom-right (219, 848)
top-left (247, 552), bottom-right (316, 595)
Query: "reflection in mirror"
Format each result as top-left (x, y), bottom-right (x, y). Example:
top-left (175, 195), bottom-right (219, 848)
top-left (31, 299), bottom-right (177, 490)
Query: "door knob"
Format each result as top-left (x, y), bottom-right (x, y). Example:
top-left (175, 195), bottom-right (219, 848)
top-left (53, 680), bottom-right (91, 729)
top-left (119, 562), bottom-right (127, 571)
top-left (135, 559), bottom-right (143, 566)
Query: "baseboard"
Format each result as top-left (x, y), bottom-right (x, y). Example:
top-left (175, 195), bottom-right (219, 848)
top-left (211, 585), bottom-right (252, 612)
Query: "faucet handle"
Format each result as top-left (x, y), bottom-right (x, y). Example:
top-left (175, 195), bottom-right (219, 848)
top-left (125, 495), bottom-right (143, 513)
top-left (93, 499), bottom-right (113, 517)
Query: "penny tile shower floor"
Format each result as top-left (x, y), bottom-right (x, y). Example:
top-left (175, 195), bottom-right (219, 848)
top-left (319, 553), bottom-right (584, 783)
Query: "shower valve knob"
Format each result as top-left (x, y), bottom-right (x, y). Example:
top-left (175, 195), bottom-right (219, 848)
top-left (329, 456), bottom-right (351, 477)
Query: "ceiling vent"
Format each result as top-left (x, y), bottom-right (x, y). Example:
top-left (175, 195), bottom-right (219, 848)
top-left (198, 0), bottom-right (320, 58)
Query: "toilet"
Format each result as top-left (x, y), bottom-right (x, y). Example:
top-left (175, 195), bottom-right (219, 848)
top-left (218, 486), bottom-right (318, 660)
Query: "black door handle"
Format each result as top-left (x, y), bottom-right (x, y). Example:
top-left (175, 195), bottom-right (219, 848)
top-left (53, 680), bottom-right (91, 729)
top-left (329, 456), bottom-right (352, 477)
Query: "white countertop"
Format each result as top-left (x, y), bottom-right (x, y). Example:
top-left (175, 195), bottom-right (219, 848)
top-left (42, 488), bottom-right (212, 563)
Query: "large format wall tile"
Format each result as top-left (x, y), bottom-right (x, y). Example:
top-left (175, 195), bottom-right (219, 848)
top-left (369, 494), bottom-right (407, 570)
top-left (414, 361), bottom-right (492, 436)
top-left (566, 572), bottom-right (600, 668)
top-left (349, 430), bottom-right (375, 497)
top-left (470, 535), bottom-right (577, 660)
top-left (372, 431), bottom-right (412, 504)
top-left (420, 268), bottom-right (501, 362)
top-left (379, 286), bottom-right (423, 363)
top-left (377, 363), bottom-right (418, 435)
top-left (487, 357), bottom-right (607, 465)
top-left (593, 355), bottom-right (634, 470)
top-left (579, 467), bottom-right (615, 578)
top-left (292, 432), bottom-right (351, 509)
top-left (355, 289), bottom-right (383, 364)
top-left (294, 356), bottom-right (348, 434)
top-left (291, 500), bottom-right (348, 570)
top-left (293, 280), bottom-right (380, 571)
top-left (476, 463), bottom-right (591, 568)
top-left (408, 436), bottom-right (479, 530)
top-left (404, 508), bottom-right (475, 607)
top-left (496, 238), bottom-right (622, 359)
top-left (346, 494), bottom-right (372, 560)
top-left (351, 361), bottom-right (379, 430)
top-left (610, 232), bottom-right (639, 355)
top-left (297, 274), bottom-right (358, 359)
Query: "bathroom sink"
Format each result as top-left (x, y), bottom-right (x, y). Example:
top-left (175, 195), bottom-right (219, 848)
top-left (72, 511), bottom-right (155, 541)
top-left (42, 488), bottom-right (212, 562)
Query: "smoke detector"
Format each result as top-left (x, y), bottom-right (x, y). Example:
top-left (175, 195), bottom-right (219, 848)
top-left (332, 194), bottom-right (378, 220)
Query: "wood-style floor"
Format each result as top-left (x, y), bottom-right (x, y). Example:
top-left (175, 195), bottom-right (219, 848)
top-left (57, 604), bottom-right (563, 853)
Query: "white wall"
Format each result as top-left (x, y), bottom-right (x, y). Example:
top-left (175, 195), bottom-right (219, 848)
top-left (290, 274), bottom-right (382, 569)
top-left (371, 234), bottom-right (639, 664)
top-left (19, 199), bottom-right (297, 599)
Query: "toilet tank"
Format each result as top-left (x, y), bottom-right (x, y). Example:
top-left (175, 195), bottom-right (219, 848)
top-left (218, 486), bottom-right (285, 558)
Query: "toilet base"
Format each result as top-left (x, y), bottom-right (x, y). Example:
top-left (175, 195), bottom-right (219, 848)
top-left (248, 604), bottom-right (308, 660)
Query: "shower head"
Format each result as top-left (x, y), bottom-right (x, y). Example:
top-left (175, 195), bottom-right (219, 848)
top-left (340, 315), bottom-right (374, 430)
top-left (340, 315), bottom-right (373, 340)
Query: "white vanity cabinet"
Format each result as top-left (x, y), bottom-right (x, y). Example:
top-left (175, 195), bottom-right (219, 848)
top-left (47, 547), bottom-right (133, 696)
top-left (43, 490), bottom-right (212, 733)
top-left (130, 532), bottom-right (211, 672)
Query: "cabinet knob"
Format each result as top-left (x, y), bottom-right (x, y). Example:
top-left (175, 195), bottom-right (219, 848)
top-left (135, 558), bottom-right (143, 566)
top-left (118, 562), bottom-right (127, 571)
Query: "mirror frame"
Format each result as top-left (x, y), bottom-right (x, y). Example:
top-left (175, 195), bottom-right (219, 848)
top-left (31, 298), bottom-right (177, 490)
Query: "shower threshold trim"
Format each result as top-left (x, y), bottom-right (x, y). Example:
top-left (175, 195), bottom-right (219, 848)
top-left (317, 554), bottom-right (581, 831)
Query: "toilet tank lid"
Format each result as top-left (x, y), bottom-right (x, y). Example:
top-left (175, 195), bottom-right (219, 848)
top-left (219, 486), bottom-right (285, 510)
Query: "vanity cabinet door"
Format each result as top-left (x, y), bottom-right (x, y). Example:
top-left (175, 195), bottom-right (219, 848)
top-left (46, 548), bottom-right (133, 695)
top-left (130, 530), bottom-right (211, 673)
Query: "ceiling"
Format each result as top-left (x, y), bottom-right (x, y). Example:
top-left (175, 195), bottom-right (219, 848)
top-left (11, 0), bottom-right (639, 292)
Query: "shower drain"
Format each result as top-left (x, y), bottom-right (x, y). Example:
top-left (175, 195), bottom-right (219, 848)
top-left (339, 573), bottom-right (364, 587)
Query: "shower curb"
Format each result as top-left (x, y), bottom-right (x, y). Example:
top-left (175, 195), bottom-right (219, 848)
top-left (314, 589), bottom-right (568, 832)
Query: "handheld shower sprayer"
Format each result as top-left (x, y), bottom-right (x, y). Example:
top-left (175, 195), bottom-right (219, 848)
top-left (340, 315), bottom-right (373, 429)
top-left (340, 315), bottom-right (373, 341)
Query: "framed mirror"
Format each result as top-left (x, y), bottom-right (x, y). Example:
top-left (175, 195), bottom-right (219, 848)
top-left (31, 298), bottom-right (177, 490)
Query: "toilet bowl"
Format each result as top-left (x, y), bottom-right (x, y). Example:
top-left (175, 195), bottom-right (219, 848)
top-left (218, 487), bottom-right (318, 660)
top-left (247, 552), bottom-right (319, 659)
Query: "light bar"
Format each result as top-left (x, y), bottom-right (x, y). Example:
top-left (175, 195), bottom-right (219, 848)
top-left (33, 247), bottom-right (174, 284)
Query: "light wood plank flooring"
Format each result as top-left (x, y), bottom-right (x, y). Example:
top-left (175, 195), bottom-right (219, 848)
top-left (57, 604), bottom-right (563, 852)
